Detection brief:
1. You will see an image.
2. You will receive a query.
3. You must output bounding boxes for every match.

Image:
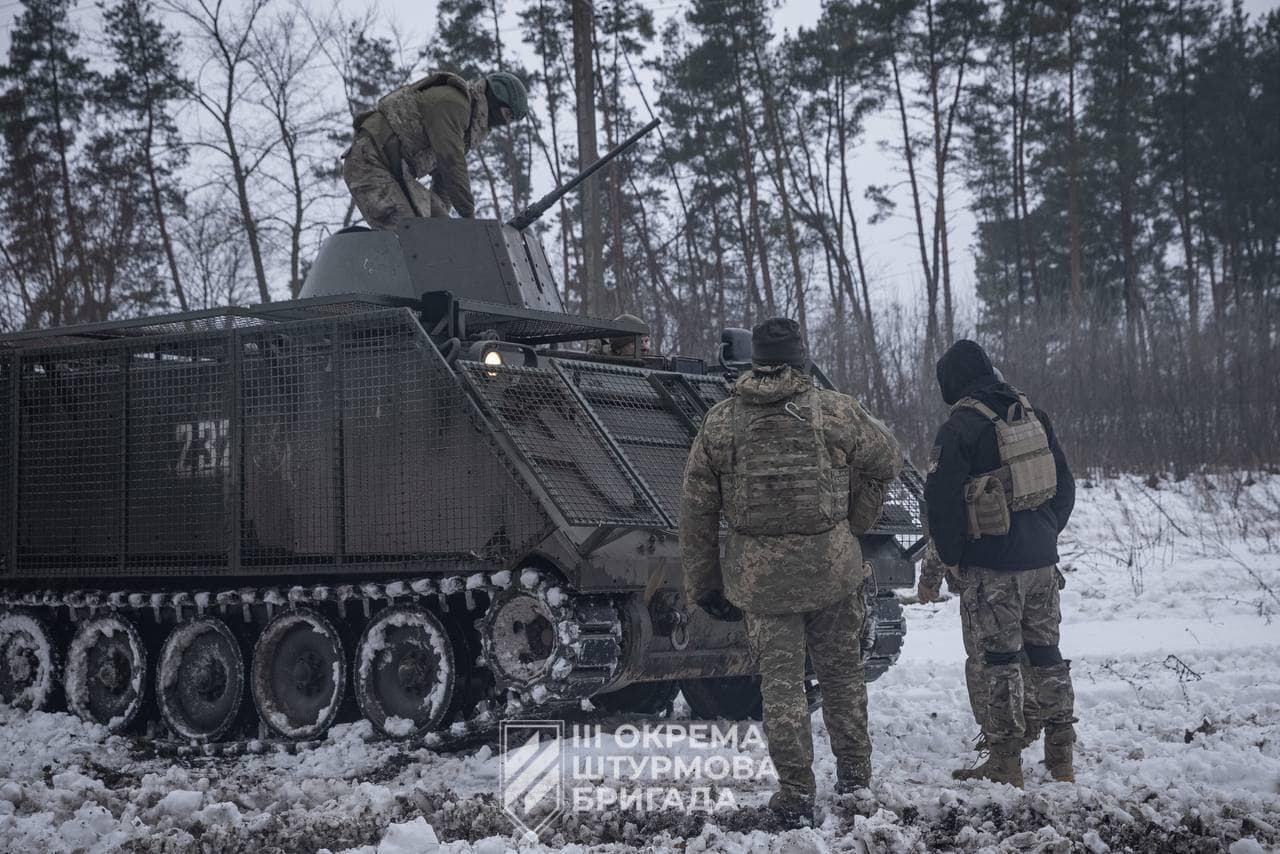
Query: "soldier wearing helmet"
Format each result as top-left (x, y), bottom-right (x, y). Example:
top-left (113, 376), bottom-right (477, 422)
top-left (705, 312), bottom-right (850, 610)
top-left (602, 314), bottom-right (650, 357)
top-left (343, 71), bottom-right (528, 229)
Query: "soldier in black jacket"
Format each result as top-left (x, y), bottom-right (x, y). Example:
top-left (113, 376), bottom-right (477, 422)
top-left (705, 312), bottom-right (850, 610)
top-left (924, 340), bottom-right (1077, 787)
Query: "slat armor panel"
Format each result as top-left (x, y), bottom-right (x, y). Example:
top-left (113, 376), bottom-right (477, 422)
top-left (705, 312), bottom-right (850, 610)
top-left (458, 361), bottom-right (668, 529)
top-left (1, 309), bottom-right (550, 578)
top-left (554, 361), bottom-right (706, 524)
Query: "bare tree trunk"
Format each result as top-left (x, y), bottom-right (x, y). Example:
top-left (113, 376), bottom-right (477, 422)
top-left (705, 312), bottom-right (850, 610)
top-left (890, 49), bottom-right (937, 358)
top-left (596, 37), bottom-right (626, 312)
top-left (1009, 36), bottom-right (1026, 321)
top-left (1067, 6), bottom-right (1083, 328)
top-left (143, 97), bottom-right (189, 311)
top-left (748, 43), bottom-right (808, 336)
top-left (1015, 32), bottom-right (1040, 314)
top-left (221, 104), bottom-right (271, 304)
top-left (926, 0), bottom-right (952, 342)
top-left (45, 24), bottom-right (96, 321)
top-left (734, 99), bottom-right (776, 316)
top-left (1175, 0), bottom-right (1200, 365)
top-left (571, 0), bottom-right (602, 313)
top-left (623, 49), bottom-right (706, 302)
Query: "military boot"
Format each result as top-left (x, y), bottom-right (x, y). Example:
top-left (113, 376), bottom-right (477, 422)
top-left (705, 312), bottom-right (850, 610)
top-left (768, 790), bottom-right (815, 828)
top-left (951, 743), bottom-right (1024, 788)
top-left (1043, 722), bottom-right (1075, 782)
top-left (833, 757), bottom-right (871, 795)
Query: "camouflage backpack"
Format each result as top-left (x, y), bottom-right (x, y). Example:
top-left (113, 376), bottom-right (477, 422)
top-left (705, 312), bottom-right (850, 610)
top-left (724, 387), bottom-right (849, 536)
top-left (953, 392), bottom-right (1057, 538)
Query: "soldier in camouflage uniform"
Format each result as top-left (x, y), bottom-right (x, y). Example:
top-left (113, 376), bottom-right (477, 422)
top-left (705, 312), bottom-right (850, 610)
top-left (924, 340), bottom-right (1077, 787)
top-left (342, 71), bottom-right (528, 229)
top-left (681, 318), bottom-right (900, 824)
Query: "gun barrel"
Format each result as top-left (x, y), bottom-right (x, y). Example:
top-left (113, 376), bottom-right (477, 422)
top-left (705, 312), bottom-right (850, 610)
top-left (507, 118), bottom-right (661, 230)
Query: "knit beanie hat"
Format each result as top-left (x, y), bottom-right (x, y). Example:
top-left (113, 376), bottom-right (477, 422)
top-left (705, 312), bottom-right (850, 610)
top-left (751, 317), bottom-right (808, 369)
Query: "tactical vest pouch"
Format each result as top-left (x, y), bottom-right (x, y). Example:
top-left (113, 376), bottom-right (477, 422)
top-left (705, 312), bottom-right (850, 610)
top-left (956, 393), bottom-right (1057, 517)
top-left (964, 474), bottom-right (1010, 539)
top-left (724, 390), bottom-right (848, 537)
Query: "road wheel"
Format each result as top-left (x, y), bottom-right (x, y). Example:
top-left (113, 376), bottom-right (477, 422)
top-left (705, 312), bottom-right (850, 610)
top-left (252, 608), bottom-right (346, 739)
top-left (65, 614), bottom-right (147, 732)
top-left (355, 605), bottom-right (455, 738)
top-left (157, 617), bottom-right (244, 742)
top-left (0, 611), bottom-right (60, 712)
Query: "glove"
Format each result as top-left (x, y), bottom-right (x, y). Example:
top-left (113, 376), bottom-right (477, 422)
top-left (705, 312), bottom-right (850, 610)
top-left (917, 579), bottom-right (941, 604)
top-left (696, 590), bottom-right (744, 622)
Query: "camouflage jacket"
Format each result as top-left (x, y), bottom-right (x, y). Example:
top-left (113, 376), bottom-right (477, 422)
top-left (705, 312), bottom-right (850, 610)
top-left (680, 366), bottom-right (900, 615)
top-left (376, 72), bottom-right (490, 217)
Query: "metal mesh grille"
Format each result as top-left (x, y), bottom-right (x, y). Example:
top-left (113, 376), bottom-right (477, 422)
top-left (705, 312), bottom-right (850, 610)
top-left (128, 339), bottom-right (232, 567)
top-left (241, 327), bottom-right (341, 563)
top-left (459, 361), bottom-right (668, 528)
top-left (869, 460), bottom-right (926, 537)
top-left (687, 375), bottom-right (732, 411)
top-left (0, 355), bottom-right (11, 574)
top-left (2, 309), bottom-right (551, 578)
top-left (554, 361), bottom-right (699, 523)
top-left (16, 351), bottom-right (125, 569)
top-left (459, 302), bottom-right (644, 346)
top-left (335, 318), bottom-right (551, 562)
top-left (0, 298), bottom-right (406, 352)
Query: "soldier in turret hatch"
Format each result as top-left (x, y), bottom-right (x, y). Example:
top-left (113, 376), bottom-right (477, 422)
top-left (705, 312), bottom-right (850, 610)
top-left (342, 71), bottom-right (528, 230)
top-left (589, 314), bottom-right (651, 357)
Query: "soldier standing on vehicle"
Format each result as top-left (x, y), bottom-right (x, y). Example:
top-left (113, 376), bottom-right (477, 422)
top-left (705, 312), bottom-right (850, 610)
top-left (680, 318), bottom-right (900, 825)
top-left (342, 71), bottom-right (528, 230)
top-left (924, 340), bottom-right (1076, 787)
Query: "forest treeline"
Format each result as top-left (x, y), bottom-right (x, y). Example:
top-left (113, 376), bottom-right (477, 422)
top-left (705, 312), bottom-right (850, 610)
top-left (0, 0), bottom-right (1277, 470)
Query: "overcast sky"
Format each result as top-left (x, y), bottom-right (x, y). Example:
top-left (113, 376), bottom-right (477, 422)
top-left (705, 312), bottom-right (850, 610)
top-left (2, 0), bottom-right (1277, 324)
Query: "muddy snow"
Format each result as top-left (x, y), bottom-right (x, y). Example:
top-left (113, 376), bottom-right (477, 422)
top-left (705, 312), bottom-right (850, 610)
top-left (1, 474), bottom-right (1277, 852)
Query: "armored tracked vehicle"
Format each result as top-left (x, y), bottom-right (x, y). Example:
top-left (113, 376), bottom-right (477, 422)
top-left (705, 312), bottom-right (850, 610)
top-left (0, 127), bottom-right (925, 746)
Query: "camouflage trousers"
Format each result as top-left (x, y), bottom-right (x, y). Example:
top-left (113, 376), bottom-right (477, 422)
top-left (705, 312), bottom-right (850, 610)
top-left (967, 565), bottom-right (1075, 751)
top-left (745, 590), bottom-right (869, 799)
top-left (342, 134), bottom-right (449, 230)
top-left (956, 575), bottom-right (1039, 743)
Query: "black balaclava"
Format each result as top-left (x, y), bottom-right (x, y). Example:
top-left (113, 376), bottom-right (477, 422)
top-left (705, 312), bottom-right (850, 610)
top-left (936, 339), bottom-right (996, 405)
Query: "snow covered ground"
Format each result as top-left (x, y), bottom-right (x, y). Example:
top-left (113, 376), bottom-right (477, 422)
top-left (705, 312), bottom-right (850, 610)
top-left (0, 473), bottom-right (1277, 853)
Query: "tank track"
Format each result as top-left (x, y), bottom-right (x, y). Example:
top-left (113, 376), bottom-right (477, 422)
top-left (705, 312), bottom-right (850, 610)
top-left (0, 568), bottom-right (623, 755)
top-left (864, 590), bottom-right (907, 681)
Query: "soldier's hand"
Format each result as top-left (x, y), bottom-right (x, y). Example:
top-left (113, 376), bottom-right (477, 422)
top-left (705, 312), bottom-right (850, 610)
top-left (696, 590), bottom-right (744, 622)
top-left (917, 579), bottom-right (941, 604)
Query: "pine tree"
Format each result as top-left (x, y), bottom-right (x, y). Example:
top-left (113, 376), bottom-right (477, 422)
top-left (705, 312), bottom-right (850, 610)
top-left (595, 0), bottom-right (654, 312)
top-left (0, 0), bottom-right (98, 326)
top-left (101, 0), bottom-right (191, 311)
top-left (1082, 0), bottom-right (1172, 364)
